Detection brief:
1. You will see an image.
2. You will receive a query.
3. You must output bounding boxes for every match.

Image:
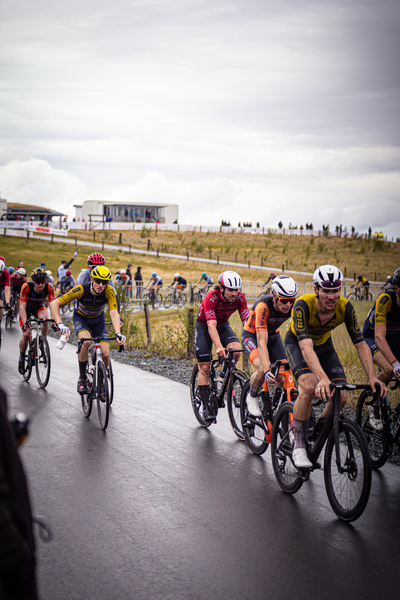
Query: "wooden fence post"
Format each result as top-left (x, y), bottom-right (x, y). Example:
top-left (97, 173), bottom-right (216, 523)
top-left (144, 303), bottom-right (151, 346)
top-left (186, 308), bottom-right (195, 358)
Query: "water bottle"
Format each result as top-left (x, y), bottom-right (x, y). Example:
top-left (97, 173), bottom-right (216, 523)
top-left (56, 334), bottom-right (68, 350)
top-left (87, 365), bottom-right (95, 385)
top-left (217, 369), bottom-right (226, 394)
top-left (392, 403), bottom-right (400, 423)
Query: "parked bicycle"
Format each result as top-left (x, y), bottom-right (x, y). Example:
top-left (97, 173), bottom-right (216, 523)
top-left (356, 378), bottom-right (400, 468)
top-left (240, 359), bottom-right (299, 455)
top-left (20, 317), bottom-right (55, 389)
top-left (77, 335), bottom-right (121, 430)
top-left (5, 292), bottom-right (19, 330)
top-left (271, 382), bottom-right (374, 522)
top-left (347, 285), bottom-right (373, 301)
top-left (164, 287), bottom-right (187, 308)
top-left (190, 348), bottom-right (248, 439)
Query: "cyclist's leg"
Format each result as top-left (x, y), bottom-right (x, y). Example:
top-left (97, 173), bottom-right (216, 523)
top-left (73, 313), bottom-right (92, 393)
top-left (37, 306), bottom-right (50, 336)
top-left (18, 309), bottom-right (32, 373)
top-left (366, 334), bottom-right (399, 385)
top-left (241, 330), bottom-right (263, 416)
top-left (315, 341), bottom-right (348, 418)
top-left (194, 321), bottom-right (213, 419)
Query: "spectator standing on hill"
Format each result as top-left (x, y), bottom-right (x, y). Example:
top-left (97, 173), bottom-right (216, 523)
top-left (134, 266), bottom-right (143, 298)
top-left (57, 251), bottom-right (77, 282)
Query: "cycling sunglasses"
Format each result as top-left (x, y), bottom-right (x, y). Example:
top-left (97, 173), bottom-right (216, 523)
top-left (278, 297), bottom-right (296, 305)
top-left (92, 278), bottom-right (108, 286)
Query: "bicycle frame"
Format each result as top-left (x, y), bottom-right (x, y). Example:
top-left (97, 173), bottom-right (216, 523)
top-left (366, 378), bottom-right (400, 445)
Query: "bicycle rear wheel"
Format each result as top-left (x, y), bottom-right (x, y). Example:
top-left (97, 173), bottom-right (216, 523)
top-left (356, 389), bottom-right (389, 468)
top-left (347, 293), bottom-right (357, 301)
top-left (324, 419), bottom-right (371, 522)
top-left (96, 361), bottom-right (110, 430)
top-left (23, 340), bottom-right (33, 381)
top-left (271, 401), bottom-right (303, 493)
top-left (240, 380), bottom-right (269, 455)
top-left (35, 336), bottom-right (51, 388)
top-left (107, 360), bottom-right (114, 405)
top-left (226, 369), bottom-right (247, 441)
top-left (190, 363), bottom-right (211, 428)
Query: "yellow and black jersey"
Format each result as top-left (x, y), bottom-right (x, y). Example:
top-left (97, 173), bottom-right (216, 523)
top-left (289, 293), bottom-right (364, 346)
top-left (363, 290), bottom-right (400, 337)
top-left (57, 282), bottom-right (118, 318)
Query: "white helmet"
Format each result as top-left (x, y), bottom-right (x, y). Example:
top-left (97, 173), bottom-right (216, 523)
top-left (174, 273), bottom-right (180, 278)
top-left (0, 259), bottom-right (5, 273)
top-left (271, 275), bottom-right (298, 299)
top-left (120, 270), bottom-right (126, 274)
top-left (218, 271), bottom-right (242, 290)
top-left (313, 265), bottom-right (343, 290)
top-left (17, 268), bottom-right (27, 276)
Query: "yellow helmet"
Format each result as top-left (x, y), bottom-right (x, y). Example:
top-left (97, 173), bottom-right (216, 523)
top-left (91, 266), bottom-right (111, 281)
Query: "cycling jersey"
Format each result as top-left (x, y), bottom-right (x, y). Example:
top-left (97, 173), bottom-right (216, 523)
top-left (149, 277), bottom-right (163, 287)
top-left (58, 282), bottom-right (118, 317)
top-left (61, 275), bottom-right (75, 288)
top-left (10, 273), bottom-right (26, 292)
top-left (243, 294), bottom-right (291, 336)
top-left (77, 269), bottom-right (91, 286)
top-left (200, 275), bottom-right (213, 285)
top-left (363, 290), bottom-right (400, 338)
top-left (197, 288), bottom-right (249, 327)
top-left (173, 277), bottom-right (187, 287)
top-left (289, 293), bottom-right (364, 346)
top-left (0, 269), bottom-right (10, 289)
top-left (358, 277), bottom-right (369, 286)
top-left (20, 282), bottom-right (55, 310)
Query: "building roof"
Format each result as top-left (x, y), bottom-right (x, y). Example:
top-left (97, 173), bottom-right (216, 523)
top-left (4, 203), bottom-right (64, 217)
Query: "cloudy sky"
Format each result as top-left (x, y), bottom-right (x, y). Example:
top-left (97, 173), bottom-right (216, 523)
top-left (1, 0), bottom-right (399, 237)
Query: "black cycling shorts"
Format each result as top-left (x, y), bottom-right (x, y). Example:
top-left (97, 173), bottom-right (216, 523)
top-left (73, 311), bottom-right (109, 341)
top-left (194, 320), bottom-right (240, 362)
top-left (241, 330), bottom-right (286, 365)
top-left (363, 332), bottom-right (400, 361)
top-left (284, 329), bottom-right (347, 384)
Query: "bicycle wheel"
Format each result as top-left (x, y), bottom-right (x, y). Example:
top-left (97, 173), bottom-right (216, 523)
top-left (190, 363), bottom-right (212, 428)
top-left (5, 310), bottom-right (13, 330)
top-left (240, 380), bottom-right (269, 454)
top-left (366, 292), bottom-right (373, 301)
top-left (96, 361), bottom-right (110, 430)
top-left (347, 293), bottom-right (357, 301)
top-left (271, 401), bottom-right (303, 493)
top-left (107, 360), bottom-right (114, 405)
top-left (226, 369), bottom-right (247, 440)
top-left (324, 419), bottom-right (371, 522)
top-left (155, 293), bottom-right (162, 309)
top-left (141, 293), bottom-right (150, 307)
top-left (164, 293), bottom-right (173, 309)
top-left (356, 389), bottom-right (389, 468)
top-left (35, 336), bottom-right (51, 388)
top-left (178, 293), bottom-right (187, 307)
top-left (23, 340), bottom-right (33, 382)
top-left (61, 302), bottom-right (70, 314)
top-left (81, 368), bottom-right (93, 418)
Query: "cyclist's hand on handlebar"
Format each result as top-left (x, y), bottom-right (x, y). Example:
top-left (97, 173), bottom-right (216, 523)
top-left (116, 333), bottom-right (126, 345)
top-left (264, 370), bottom-right (275, 384)
top-left (370, 377), bottom-right (387, 398)
top-left (56, 322), bottom-right (70, 336)
top-left (315, 376), bottom-right (332, 402)
top-left (22, 322), bottom-right (29, 333)
top-left (216, 345), bottom-right (226, 359)
top-left (392, 361), bottom-right (400, 380)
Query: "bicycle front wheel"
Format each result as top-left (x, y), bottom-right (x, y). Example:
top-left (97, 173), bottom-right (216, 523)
top-left (347, 293), bottom-right (357, 301)
top-left (107, 361), bottom-right (114, 405)
top-left (23, 340), bottom-right (33, 381)
top-left (240, 380), bottom-right (269, 455)
top-left (5, 310), bottom-right (13, 330)
top-left (178, 293), bottom-right (187, 307)
top-left (96, 361), bottom-right (110, 430)
top-left (164, 293), bottom-right (173, 309)
top-left (324, 419), bottom-right (371, 522)
top-left (271, 401), bottom-right (303, 493)
top-left (356, 389), bottom-right (389, 468)
top-left (190, 363), bottom-right (211, 428)
top-left (81, 370), bottom-right (93, 418)
top-left (35, 336), bottom-right (51, 388)
top-left (226, 369), bottom-right (247, 441)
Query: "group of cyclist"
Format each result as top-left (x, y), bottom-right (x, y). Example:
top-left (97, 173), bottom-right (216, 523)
top-left (194, 265), bottom-right (399, 469)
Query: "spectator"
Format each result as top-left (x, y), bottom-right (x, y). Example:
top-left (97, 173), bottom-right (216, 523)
top-left (57, 252), bottom-right (77, 283)
top-left (0, 387), bottom-right (38, 599)
top-left (368, 227), bottom-right (372, 239)
top-left (278, 221), bottom-right (283, 229)
top-left (134, 266), bottom-right (143, 298)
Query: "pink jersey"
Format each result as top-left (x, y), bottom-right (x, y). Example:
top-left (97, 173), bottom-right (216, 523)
top-left (197, 288), bottom-right (249, 327)
top-left (0, 269), bottom-right (10, 288)
top-left (10, 273), bottom-right (27, 290)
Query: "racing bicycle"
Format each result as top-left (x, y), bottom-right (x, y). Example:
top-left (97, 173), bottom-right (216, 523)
top-left (347, 285), bottom-right (373, 302)
top-left (21, 317), bottom-right (55, 389)
top-left (141, 289), bottom-right (163, 309)
top-left (356, 377), bottom-right (400, 468)
top-left (271, 382), bottom-right (374, 522)
top-left (164, 287), bottom-right (187, 308)
top-left (190, 348), bottom-right (248, 440)
top-left (5, 292), bottom-right (19, 330)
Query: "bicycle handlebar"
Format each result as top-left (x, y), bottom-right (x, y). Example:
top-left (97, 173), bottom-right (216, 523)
top-left (77, 336), bottom-right (124, 353)
top-left (25, 317), bottom-right (56, 327)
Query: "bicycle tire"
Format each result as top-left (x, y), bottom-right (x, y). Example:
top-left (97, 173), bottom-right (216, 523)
top-left (347, 293), bottom-right (357, 301)
top-left (5, 308), bottom-right (13, 330)
top-left (35, 336), bottom-right (51, 388)
top-left (164, 293), bottom-right (173, 309)
top-left (356, 389), bottom-right (389, 468)
top-left (324, 419), bottom-right (371, 522)
top-left (271, 401), bottom-right (303, 493)
top-left (178, 293), bottom-right (187, 307)
top-left (107, 361), bottom-right (114, 405)
top-left (81, 369), bottom-right (93, 418)
top-left (96, 361), bottom-right (110, 430)
top-left (240, 380), bottom-right (269, 454)
top-left (141, 293), bottom-right (150, 308)
top-left (189, 363), bottom-right (212, 428)
top-left (23, 340), bottom-right (33, 382)
top-left (226, 369), bottom-right (247, 441)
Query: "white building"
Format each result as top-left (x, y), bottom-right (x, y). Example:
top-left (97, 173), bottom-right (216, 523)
top-left (74, 200), bottom-right (178, 224)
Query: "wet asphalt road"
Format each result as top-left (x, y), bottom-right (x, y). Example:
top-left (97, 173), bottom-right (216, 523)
top-left (1, 324), bottom-right (399, 600)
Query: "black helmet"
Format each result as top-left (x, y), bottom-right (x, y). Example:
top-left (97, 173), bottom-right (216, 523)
top-left (31, 267), bottom-right (47, 283)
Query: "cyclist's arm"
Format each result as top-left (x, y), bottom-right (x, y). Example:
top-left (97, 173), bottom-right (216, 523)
top-left (354, 340), bottom-right (387, 396)
top-left (207, 319), bottom-right (225, 358)
top-left (19, 300), bottom-right (28, 326)
top-left (256, 329), bottom-right (273, 377)
top-left (109, 309), bottom-right (124, 344)
top-left (375, 323), bottom-right (398, 369)
top-left (298, 337), bottom-right (329, 385)
top-left (50, 298), bottom-right (62, 324)
top-left (3, 285), bottom-right (10, 305)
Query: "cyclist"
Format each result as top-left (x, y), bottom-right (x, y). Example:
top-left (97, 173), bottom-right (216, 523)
top-left (355, 274), bottom-right (370, 299)
top-left (263, 271), bottom-right (276, 290)
top-left (362, 268), bottom-right (400, 427)
top-left (168, 273), bottom-right (187, 301)
top-left (57, 251), bottom-right (77, 285)
top-left (383, 275), bottom-right (394, 292)
top-left (45, 270), bottom-right (54, 285)
top-left (60, 270), bottom-right (75, 293)
top-left (50, 266), bottom-right (125, 394)
top-left (194, 271), bottom-right (249, 422)
top-left (77, 253), bottom-right (105, 285)
top-left (144, 272), bottom-right (163, 303)
top-left (115, 269), bottom-right (130, 289)
top-left (0, 259), bottom-right (12, 333)
top-left (195, 272), bottom-right (214, 295)
top-left (10, 268), bottom-right (27, 318)
top-left (18, 268), bottom-right (55, 375)
top-left (242, 275), bottom-right (298, 416)
top-left (284, 264), bottom-right (385, 468)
